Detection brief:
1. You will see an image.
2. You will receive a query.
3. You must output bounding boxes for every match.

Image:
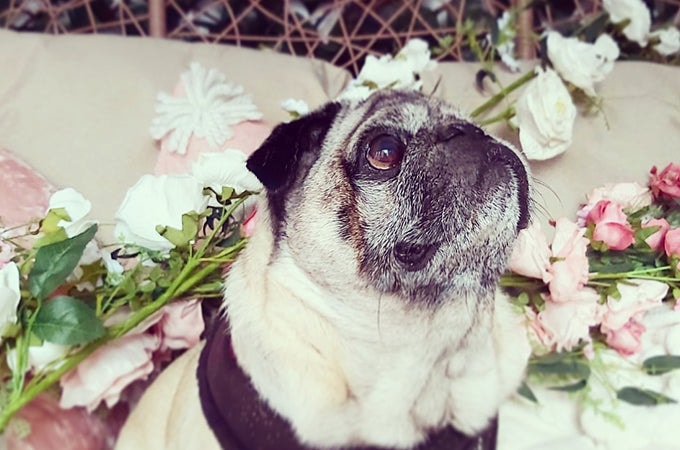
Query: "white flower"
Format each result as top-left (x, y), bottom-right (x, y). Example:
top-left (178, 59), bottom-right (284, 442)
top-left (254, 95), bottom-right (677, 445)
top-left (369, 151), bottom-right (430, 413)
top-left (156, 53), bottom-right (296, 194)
top-left (114, 174), bottom-right (208, 252)
top-left (547, 32), bottom-right (620, 97)
top-left (150, 62), bottom-right (263, 155)
top-left (7, 341), bottom-right (70, 373)
top-left (0, 262), bottom-right (20, 343)
top-left (192, 150), bottom-right (262, 194)
top-left (102, 251), bottom-right (124, 286)
top-left (651, 27), bottom-right (680, 56)
top-left (495, 11), bottom-right (520, 73)
top-left (48, 188), bottom-right (95, 237)
top-left (514, 67), bottom-right (577, 161)
top-left (281, 98), bottom-right (310, 117)
top-left (604, 0), bottom-right (651, 46)
top-left (338, 38), bottom-right (436, 100)
top-left (192, 150), bottom-right (262, 220)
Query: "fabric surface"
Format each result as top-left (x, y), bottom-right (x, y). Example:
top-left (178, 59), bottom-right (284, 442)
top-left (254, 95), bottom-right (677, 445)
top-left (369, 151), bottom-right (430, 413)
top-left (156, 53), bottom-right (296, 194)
top-left (198, 317), bottom-right (497, 450)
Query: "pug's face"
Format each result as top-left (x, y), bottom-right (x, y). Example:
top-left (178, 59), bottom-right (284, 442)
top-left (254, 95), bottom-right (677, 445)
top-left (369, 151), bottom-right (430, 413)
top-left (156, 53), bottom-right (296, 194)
top-left (247, 90), bottom-right (530, 308)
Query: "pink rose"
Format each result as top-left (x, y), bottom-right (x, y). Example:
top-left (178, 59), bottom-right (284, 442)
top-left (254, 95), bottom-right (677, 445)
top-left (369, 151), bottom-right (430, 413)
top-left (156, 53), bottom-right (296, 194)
top-left (600, 279), bottom-right (667, 355)
top-left (586, 200), bottom-right (635, 250)
top-left (545, 218), bottom-right (590, 302)
top-left (642, 217), bottom-right (670, 250)
top-left (159, 299), bottom-right (204, 350)
top-left (665, 227), bottom-right (680, 258)
top-left (60, 333), bottom-right (160, 412)
top-left (605, 319), bottom-right (646, 356)
top-left (650, 163), bottom-right (680, 200)
top-left (508, 222), bottom-right (551, 279)
top-left (531, 288), bottom-right (603, 352)
top-left (5, 394), bottom-right (112, 450)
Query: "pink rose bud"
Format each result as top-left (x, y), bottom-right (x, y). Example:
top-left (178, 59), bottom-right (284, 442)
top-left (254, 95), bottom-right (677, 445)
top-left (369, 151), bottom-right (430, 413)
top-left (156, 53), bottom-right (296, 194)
top-left (664, 228), bottom-right (680, 264)
top-left (604, 319), bottom-right (646, 356)
top-left (642, 217), bottom-right (670, 250)
top-left (650, 163), bottom-right (680, 200)
top-left (586, 200), bottom-right (635, 251)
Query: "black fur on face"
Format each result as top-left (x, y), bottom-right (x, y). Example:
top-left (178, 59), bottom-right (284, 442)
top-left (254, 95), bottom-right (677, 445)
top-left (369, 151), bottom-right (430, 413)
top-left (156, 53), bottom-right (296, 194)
top-left (246, 102), bottom-right (342, 238)
top-left (246, 91), bottom-right (530, 307)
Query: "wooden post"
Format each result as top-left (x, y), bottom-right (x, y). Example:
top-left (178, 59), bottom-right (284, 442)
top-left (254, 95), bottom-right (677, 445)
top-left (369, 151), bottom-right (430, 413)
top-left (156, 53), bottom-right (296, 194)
top-left (149, 0), bottom-right (167, 38)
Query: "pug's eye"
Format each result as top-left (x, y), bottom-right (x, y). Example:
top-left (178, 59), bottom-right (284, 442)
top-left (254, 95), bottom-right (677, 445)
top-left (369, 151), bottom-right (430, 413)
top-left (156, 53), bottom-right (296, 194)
top-left (367, 135), bottom-right (405, 170)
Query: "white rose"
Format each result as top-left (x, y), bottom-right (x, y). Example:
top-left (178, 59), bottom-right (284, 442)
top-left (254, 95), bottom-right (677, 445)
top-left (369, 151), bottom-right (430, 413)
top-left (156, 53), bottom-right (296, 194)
top-left (514, 67), bottom-right (577, 161)
top-left (192, 150), bottom-right (262, 220)
top-left (338, 39), bottom-right (436, 100)
top-left (651, 27), bottom-right (680, 56)
top-left (192, 150), bottom-right (262, 194)
top-left (114, 174), bottom-right (208, 252)
top-left (604, 0), bottom-right (651, 46)
top-left (0, 262), bottom-right (20, 342)
top-left (547, 31), bottom-right (620, 97)
top-left (48, 188), bottom-right (95, 237)
top-left (396, 38), bottom-right (437, 74)
top-left (6, 341), bottom-right (70, 373)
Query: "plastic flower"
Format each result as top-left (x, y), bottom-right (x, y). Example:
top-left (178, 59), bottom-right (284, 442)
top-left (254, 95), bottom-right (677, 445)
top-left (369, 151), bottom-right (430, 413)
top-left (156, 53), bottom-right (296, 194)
top-left (0, 262), bottom-right (20, 342)
top-left (338, 38), bottom-right (437, 100)
top-left (47, 188), bottom-right (95, 237)
top-left (546, 31), bottom-right (620, 97)
top-left (59, 332), bottom-right (160, 412)
top-left (586, 200), bottom-right (635, 251)
top-left (191, 150), bottom-right (262, 195)
top-left (651, 27), bottom-right (680, 56)
top-left (7, 341), bottom-right (70, 373)
top-left (603, 0), bottom-right (651, 46)
top-left (649, 162), bottom-right (680, 200)
top-left (514, 67), bottom-right (577, 160)
top-left (149, 62), bottom-right (263, 155)
top-left (114, 174), bottom-right (208, 252)
top-left (600, 280), bottom-right (668, 355)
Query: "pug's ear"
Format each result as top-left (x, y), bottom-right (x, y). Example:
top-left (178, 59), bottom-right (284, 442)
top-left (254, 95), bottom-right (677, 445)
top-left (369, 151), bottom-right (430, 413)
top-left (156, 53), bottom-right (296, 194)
top-left (246, 102), bottom-right (341, 192)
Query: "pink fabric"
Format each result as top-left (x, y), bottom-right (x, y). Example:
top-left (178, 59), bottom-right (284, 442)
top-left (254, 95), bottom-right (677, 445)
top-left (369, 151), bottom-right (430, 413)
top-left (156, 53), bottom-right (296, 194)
top-left (0, 148), bottom-right (54, 227)
top-left (153, 121), bottom-right (271, 175)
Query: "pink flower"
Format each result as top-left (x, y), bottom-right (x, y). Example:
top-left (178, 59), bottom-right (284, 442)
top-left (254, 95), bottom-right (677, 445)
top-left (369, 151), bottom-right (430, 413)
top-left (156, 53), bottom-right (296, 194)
top-left (586, 200), bottom-right (635, 250)
top-left (600, 279), bottom-right (668, 355)
top-left (605, 319), bottom-right (646, 356)
top-left (60, 333), bottom-right (160, 412)
top-left (5, 394), bottom-right (112, 450)
top-left (529, 288), bottom-right (603, 352)
top-left (159, 299), bottom-right (204, 350)
top-left (665, 227), bottom-right (680, 258)
top-left (545, 218), bottom-right (590, 302)
top-left (642, 217), bottom-right (670, 250)
top-left (508, 222), bottom-right (551, 279)
top-left (58, 299), bottom-right (204, 412)
top-left (650, 163), bottom-right (680, 200)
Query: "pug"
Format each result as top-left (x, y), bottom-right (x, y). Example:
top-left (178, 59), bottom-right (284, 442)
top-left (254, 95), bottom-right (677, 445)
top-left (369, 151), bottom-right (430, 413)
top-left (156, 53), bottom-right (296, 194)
top-left (115, 90), bottom-right (532, 450)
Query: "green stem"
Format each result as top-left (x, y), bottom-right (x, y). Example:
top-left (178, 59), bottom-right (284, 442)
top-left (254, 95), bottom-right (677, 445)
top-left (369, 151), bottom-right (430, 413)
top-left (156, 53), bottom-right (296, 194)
top-left (470, 70), bottom-right (536, 119)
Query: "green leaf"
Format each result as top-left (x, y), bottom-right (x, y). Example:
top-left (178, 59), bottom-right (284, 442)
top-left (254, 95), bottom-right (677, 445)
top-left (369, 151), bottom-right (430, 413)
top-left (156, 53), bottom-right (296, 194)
top-left (549, 379), bottom-right (588, 392)
top-left (156, 213), bottom-right (199, 248)
top-left (33, 296), bottom-right (105, 345)
top-left (617, 387), bottom-right (677, 406)
top-left (518, 381), bottom-right (538, 403)
top-left (28, 224), bottom-right (98, 300)
top-left (643, 355), bottom-right (680, 376)
top-left (528, 352), bottom-right (591, 380)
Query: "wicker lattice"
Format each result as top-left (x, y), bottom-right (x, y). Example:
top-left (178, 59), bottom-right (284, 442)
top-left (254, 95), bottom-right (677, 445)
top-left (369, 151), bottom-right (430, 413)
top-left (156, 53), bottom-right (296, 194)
top-left (1, 1), bottom-right (679, 74)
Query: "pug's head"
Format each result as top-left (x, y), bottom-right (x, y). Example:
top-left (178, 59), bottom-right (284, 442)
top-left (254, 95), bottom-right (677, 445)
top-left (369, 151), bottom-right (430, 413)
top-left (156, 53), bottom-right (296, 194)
top-left (247, 90), bottom-right (530, 309)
